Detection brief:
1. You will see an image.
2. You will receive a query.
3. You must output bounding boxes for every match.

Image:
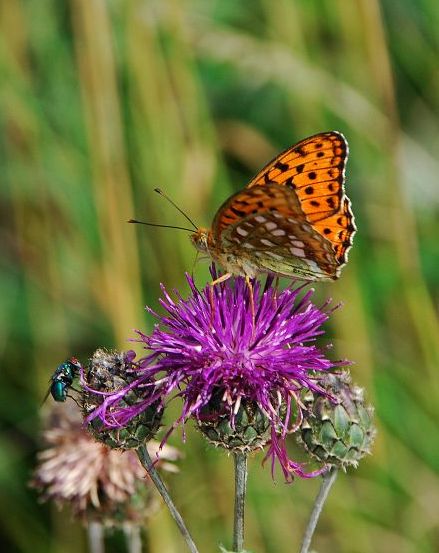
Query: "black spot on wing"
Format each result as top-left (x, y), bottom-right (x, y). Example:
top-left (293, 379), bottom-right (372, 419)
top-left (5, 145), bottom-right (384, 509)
top-left (274, 161), bottom-right (289, 172)
top-left (285, 177), bottom-right (295, 189)
top-left (326, 197), bottom-right (335, 209)
top-left (230, 206), bottom-right (246, 217)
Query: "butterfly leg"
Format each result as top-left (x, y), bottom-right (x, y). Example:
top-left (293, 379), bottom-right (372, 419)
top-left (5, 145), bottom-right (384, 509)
top-left (191, 251), bottom-right (200, 281)
top-left (245, 275), bottom-right (255, 331)
top-left (209, 272), bottom-right (232, 321)
top-left (272, 276), bottom-right (280, 309)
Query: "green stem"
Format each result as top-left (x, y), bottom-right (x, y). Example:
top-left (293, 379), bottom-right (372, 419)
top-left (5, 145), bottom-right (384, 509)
top-left (299, 468), bottom-right (338, 553)
top-left (124, 525), bottom-right (141, 553)
top-left (137, 445), bottom-right (199, 553)
top-left (87, 521), bottom-right (104, 553)
top-left (233, 452), bottom-right (248, 552)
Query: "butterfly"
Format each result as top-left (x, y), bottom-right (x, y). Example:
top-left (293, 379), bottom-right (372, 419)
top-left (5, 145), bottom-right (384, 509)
top-left (191, 131), bottom-right (356, 283)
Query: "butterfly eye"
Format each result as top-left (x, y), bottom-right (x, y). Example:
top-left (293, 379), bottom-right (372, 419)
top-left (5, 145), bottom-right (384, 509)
top-left (191, 229), bottom-right (210, 253)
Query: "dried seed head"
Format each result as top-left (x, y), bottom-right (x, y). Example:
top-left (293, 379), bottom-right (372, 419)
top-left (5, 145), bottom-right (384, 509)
top-left (30, 404), bottom-right (179, 526)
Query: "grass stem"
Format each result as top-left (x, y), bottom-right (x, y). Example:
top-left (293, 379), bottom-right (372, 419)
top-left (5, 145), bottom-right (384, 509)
top-left (299, 468), bottom-right (338, 553)
top-left (233, 452), bottom-right (248, 552)
top-left (137, 445), bottom-right (199, 553)
top-left (87, 521), bottom-right (104, 553)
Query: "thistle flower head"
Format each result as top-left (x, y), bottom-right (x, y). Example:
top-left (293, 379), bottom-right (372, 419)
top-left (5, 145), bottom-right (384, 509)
top-left (89, 271), bottom-right (346, 481)
top-left (31, 404), bottom-right (180, 525)
top-left (82, 348), bottom-right (164, 449)
top-left (298, 371), bottom-right (376, 469)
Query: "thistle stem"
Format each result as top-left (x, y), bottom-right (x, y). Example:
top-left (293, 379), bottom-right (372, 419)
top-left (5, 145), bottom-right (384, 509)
top-left (233, 452), bottom-right (248, 552)
top-left (299, 468), bottom-right (338, 553)
top-left (124, 525), bottom-right (141, 553)
top-left (87, 521), bottom-right (104, 553)
top-left (137, 445), bottom-right (199, 553)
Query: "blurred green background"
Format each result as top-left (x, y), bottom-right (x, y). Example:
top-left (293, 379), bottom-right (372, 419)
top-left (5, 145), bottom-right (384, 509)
top-left (1, 1), bottom-right (439, 552)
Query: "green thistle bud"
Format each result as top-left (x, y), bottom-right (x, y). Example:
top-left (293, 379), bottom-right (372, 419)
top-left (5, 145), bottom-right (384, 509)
top-left (82, 349), bottom-right (163, 449)
top-left (298, 372), bottom-right (376, 469)
top-left (196, 388), bottom-right (273, 453)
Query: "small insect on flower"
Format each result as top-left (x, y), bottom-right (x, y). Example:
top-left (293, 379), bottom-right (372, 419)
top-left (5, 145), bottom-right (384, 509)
top-left (43, 358), bottom-right (82, 403)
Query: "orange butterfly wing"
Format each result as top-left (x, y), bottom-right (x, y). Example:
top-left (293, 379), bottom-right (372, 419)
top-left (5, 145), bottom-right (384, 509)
top-left (209, 132), bottom-right (355, 280)
top-left (246, 131), bottom-right (355, 265)
top-left (212, 185), bottom-right (339, 280)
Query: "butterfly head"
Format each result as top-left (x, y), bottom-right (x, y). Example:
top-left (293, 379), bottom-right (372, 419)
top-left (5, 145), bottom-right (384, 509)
top-left (190, 228), bottom-right (213, 254)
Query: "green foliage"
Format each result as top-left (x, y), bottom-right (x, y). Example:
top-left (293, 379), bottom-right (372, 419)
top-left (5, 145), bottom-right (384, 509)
top-left (1, 1), bottom-right (439, 552)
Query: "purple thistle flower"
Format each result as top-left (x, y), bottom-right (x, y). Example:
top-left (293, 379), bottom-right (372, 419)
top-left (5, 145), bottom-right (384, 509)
top-left (89, 269), bottom-right (346, 481)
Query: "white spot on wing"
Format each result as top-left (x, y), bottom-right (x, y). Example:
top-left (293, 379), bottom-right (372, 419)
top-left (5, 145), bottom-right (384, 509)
top-left (272, 229), bottom-right (286, 236)
top-left (305, 260), bottom-right (321, 273)
top-left (290, 247), bottom-right (306, 258)
top-left (292, 240), bottom-right (305, 247)
top-left (261, 238), bottom-right (275, 247)
top-left (236, 227), bottom-right (248, 236)
top-left (254, 215), bottom-right (267, 223)
top-left (266, 252), bottom-right (283, 260)
top-left (242, 243), bottom-right (255, 249)
top-left (265, 222), bottom-right (277, 231)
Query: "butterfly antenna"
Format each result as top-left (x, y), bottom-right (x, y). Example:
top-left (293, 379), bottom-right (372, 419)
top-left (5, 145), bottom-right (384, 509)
top-left (128, 220), bottom-right (195, 233)
top-left (154, 188), bottom-right (198, 230)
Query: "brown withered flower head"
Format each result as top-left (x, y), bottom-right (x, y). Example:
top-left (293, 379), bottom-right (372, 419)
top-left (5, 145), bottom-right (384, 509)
top-left (31, 403), bottom-right (180, 526)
